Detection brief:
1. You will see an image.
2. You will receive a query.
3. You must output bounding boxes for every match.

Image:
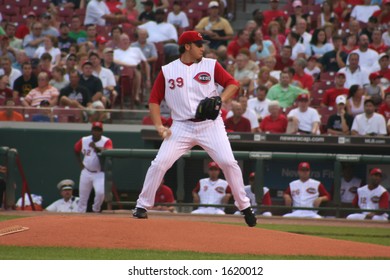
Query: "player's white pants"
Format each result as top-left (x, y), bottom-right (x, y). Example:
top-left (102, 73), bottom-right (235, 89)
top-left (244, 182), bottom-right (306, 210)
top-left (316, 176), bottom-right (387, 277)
top-left (191, 207), bottom-right (225, 215)
top-left (283, 210), bottom-right (323, 219)
top-left (136, 118), bottom-right (251, 211)
top-left (346, 213), bottom-right (388, 221)
top-left (78, 169), bottom-right (105, 213)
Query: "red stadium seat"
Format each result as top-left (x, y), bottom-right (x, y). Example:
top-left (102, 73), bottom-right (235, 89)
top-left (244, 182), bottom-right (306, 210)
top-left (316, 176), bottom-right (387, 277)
top-left (30, 0), bottom-right (51, 8)
top-left (185, 8), bottom-right (202, 29)
top-left (317, 106), bottom-right (336, 134)
top-left (0, 5), bottom-right (19, 17)
top-left (13, 0), bottom-right (30, 9)
top-left (57, 7), bottom-right (73, 18)
top-left (119, 66), bottom-right (135, 109)
top-left (21, 6), bottom-right (47, 18)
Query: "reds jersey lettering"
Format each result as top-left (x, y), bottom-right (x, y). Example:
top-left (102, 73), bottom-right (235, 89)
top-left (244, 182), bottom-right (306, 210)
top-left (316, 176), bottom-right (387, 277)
top-left (289, 179), bottom-right (322, 209)
top-left (162, 58), bottom-right (218, 120)
top-left (197, 178), bottom-right (230, 205)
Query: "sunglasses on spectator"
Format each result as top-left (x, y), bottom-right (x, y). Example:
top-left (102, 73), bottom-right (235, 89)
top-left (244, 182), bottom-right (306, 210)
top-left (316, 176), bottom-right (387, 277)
top-left (192, 41), bottom-right (204, 48)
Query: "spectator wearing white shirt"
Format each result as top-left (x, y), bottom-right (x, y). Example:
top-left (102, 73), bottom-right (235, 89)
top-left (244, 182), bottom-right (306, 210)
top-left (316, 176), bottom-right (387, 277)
top-left (33, 35), bottom-right (61, 65)
top-left (287, 32), bottom-right (306, 60)
top-left (89, 52), bottom-right (117, 108)
top-left (247, 85), bottom-right (271, 122)
top-left (287, 93), bottom-right (321, 134)
top-left (114, 34), bottom-right (151, 105)
top-left (382, 24), bottom-right (390, 47)
top-left (167, 1), bottom-right (189, 33)
top-left (350, 34), bottom-right (379, 72)
top-left (351, 99), bottom-right (387, 136)
top-left (350, 1), bottom-right (380, 23)
top-left (131, 28), bottom-right (158, 64)
top-left (139, 9), bottom-right (179, 63)
top-left (84, 0), bottom-right (120, 26)
top-left (338, 53), bottom-right (370, 88)
top-left (46, 179), bottom-right (80, 213)
top-left (0, 56), bottom-right (21, 89)
top-left (226, 95), bottom-right (259, 132)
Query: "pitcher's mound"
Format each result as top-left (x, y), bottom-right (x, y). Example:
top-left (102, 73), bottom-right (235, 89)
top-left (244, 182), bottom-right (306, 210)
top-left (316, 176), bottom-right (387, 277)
top-left (0, 215), bottom-right (389, 258)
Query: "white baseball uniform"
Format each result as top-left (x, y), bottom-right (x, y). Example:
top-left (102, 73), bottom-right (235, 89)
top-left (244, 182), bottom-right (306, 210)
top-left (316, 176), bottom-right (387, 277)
top-left (283, 178), bottom-right (330, 218)
top-left (346, 184), bottom-right (389, 221)
top-left (136, 57), bottom-right (251, 212)
top-left (46, 196), bottom-right (80, 213)
top-left (340, 177), bottom-right (362, 203)
top-left (244, 185), bottom-right (272, 216)
top-left (191, 178), bottom-right (231, 215)
top-left (74, 135), bottom-right (113, 213)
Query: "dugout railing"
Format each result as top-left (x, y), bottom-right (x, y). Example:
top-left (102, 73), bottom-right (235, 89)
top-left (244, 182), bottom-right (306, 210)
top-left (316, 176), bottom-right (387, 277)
top-left (101, 149), bottom-right (390, 218)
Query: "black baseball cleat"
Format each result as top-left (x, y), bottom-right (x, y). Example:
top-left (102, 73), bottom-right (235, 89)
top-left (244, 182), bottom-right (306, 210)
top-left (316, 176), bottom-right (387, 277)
top-left (241, 207), bottom-right (257, 227)
top-left (132, 207), bottom-right (148, 219)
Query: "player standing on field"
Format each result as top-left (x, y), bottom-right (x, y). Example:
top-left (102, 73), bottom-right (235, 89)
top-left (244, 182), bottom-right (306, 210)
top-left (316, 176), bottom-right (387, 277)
top-left (74, 122), bottom-right (113, 213)
top-left (133, 30), bottom-right (257, 227)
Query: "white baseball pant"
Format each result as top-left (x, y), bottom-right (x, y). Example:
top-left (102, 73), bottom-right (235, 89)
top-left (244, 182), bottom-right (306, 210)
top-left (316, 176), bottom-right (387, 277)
top-left (78, 169), bottom-right (105, 213)
top-left (346, 213), bottom-right (388, 221)
top-left (136, 118), bottom-right (251, 211)
top-left (283, 210), bottom-right (323, 219)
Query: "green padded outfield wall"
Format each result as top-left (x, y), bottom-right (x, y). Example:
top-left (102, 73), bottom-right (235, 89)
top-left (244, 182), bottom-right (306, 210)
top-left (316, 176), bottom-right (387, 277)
top-left (0, 122), bottom-right (157, 207)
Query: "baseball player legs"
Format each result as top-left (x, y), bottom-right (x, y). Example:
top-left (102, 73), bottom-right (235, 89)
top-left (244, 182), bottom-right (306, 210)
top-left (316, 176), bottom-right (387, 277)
top-left (78, 169), bottom-right (105, 213)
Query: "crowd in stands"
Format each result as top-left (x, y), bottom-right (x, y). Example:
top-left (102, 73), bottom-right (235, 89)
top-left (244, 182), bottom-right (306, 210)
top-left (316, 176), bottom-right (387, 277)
top-left (1, 0), bottom-right (390, 134)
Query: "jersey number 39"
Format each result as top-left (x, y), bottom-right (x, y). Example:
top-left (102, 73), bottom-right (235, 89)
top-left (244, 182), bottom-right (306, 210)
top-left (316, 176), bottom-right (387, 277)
top-left (168, 77), bottom-right (184, 89)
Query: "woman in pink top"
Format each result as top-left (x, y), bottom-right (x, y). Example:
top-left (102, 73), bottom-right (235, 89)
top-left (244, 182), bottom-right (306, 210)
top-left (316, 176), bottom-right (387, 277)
top-left (122, 0), bottom-right (139, 29)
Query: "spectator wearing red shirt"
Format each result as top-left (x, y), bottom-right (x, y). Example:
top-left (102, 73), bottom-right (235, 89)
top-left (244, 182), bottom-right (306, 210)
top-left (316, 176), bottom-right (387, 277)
top-left (260, 100), bottom-right (287, 133)
top-left (275, 45), bottom-right (294, 71)
top-left (377, 53), bottom-right (390, 85)
top-left (372, 0), bottom-right (390, 25)
top-left (293, 58), bottom-right (314, 90)
top-left (224, 102), bottom-right (252, 132)
top-left (263, 0), bottom-right (288, 31)
top-left (152, 179), bottom-right (176, 212)
top-left (15, 12), bottom-right (37, 40)
top-left (379, 92), bottom-right (390, 121)
top-left (321, 72), bottom-right (349, 107)
top-left (369, 29), bottom-right (388, 55)
top-left (227, 29), bottom-right (251, 59)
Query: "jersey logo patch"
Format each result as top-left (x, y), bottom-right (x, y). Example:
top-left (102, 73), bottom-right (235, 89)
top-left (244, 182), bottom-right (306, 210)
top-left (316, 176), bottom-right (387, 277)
top-left (306, 187), bottom-right (317, 194)
top-left (348, 186), bottom-right (358, 194)
top-left (215, 186), bottom-right (225, 194)
top-left (371, 196), bottom-right (380, 203)
top-left (194, 72), bottom-right (211, 84)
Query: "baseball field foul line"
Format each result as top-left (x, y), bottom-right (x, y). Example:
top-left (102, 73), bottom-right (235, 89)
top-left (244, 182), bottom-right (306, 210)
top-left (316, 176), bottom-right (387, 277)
top-left (0, 225), bottom-right (29, 237)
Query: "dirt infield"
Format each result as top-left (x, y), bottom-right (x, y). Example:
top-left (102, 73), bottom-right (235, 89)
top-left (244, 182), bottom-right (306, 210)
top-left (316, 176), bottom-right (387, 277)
top-left (0, 212), bottom-right (389, 257)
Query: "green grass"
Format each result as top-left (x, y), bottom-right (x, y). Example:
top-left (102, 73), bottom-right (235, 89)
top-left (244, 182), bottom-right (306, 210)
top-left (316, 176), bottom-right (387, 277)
top-left (0, 215), bottom-right (25, 222)
top-left (256, 224), bottom-right (390, 246)
top-left (0, 246), bottom-right (388, 260)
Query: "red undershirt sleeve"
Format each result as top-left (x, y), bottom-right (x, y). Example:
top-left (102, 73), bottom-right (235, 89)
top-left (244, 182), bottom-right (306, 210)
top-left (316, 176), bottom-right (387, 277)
top-left (318, 183), bottom-right (331, 200)
top-left (74, 139), bottom-right (82, 153)
top-left (379, 191), bottom-right (389, 209)
top-left (104, 139), bottom-right (113, 149)
top-left (192, 182), bottom-right (201, 193)
top-left (149, 71), bottom-right (166, 105)
top-left (262, 191), bottom-right (272, 206)
top-left (284, 186), bottom-right (291, 195)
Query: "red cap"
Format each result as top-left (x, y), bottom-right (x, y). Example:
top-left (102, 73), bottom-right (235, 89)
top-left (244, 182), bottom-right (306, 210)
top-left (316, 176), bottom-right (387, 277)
top-left (370, 168), bottom-right (382, 175)
top-left (92, 122), bottom-right (103, 130)
top-left (96, 36), bottom-right (107, 44)
top-left (384, 0), bottom-right (390, 4)
top-left (27, 11), bottom-right (36, 17)
top-left (296, 93), bottom-right (309, 102)
top-left (178, 31), bottom-right (208, 45)
top-left (369, 72), bottom-right (382, 81)
top-left (298, 162), bottom-right (310, 170)
top-left (249, 172), bottom-right (255, 178)
top-left (336, 72), bottom-right (346, 78)
top-left (208, 162), bottom-right (220, 169)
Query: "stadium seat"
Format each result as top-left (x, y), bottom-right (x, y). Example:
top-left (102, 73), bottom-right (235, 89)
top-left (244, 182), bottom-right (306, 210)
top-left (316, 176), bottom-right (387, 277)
top-left (20, 6), bottom-right (46, 18)
top-left (0, 5), bottom-right (19, 17)
top-left (56, 7), bottom-right (73, 18)
top-left (310, 83), bottom-right (325, 106)
top-left (185, 8), bottom-right (202, 30)
top-left (30, 0), bottom-right (51, 7)
top-left (319, 71), bottom-right (336, 82)
top-left (119, 66), bottom-right (135, 109)
top-left (12, 15), bottom-right (27, 25)
top-left (317, 106), bottom-right (336, 133)
top-left (13, 0), bottom-right (30, 9)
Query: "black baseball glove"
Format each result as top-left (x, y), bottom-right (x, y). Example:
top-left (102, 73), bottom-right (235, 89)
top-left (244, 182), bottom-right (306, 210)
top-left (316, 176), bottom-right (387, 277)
top-left (195, 96), bottom-right (222, 120)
